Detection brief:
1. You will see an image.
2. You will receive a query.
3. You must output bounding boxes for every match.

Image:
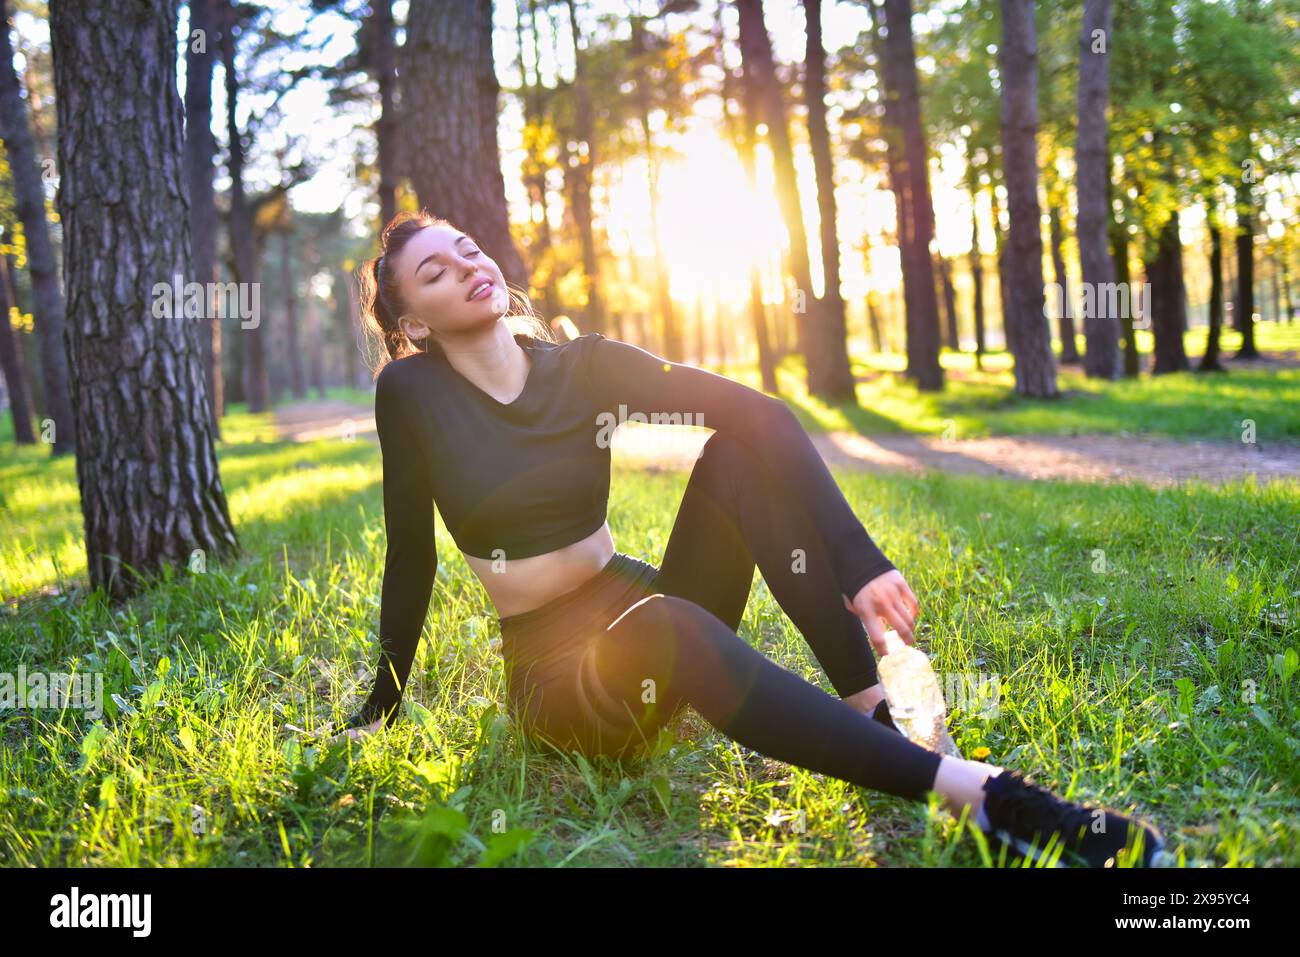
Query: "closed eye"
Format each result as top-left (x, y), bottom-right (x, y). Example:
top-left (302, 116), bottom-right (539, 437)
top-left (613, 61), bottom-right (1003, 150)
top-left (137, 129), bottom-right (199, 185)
top-left (429, 250), bottom-right (481, 282)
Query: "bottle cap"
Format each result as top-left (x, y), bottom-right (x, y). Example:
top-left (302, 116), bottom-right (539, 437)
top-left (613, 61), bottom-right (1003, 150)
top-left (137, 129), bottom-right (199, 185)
top-left (880, 628), bottom-right (908, 656)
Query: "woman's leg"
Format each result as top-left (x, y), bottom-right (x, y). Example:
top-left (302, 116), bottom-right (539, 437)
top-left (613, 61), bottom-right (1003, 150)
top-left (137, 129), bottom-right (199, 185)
top-left (584, 596), bottom-right (1166, 867)
top-left (587, 591), bottom-right (945, 800)
top-left (650, 430), bottom-right (883, 700)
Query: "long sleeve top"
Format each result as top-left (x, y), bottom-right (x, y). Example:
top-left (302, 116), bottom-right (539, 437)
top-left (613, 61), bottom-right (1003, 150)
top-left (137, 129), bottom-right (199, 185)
top-left (347, 331), bottom-right (896, 728)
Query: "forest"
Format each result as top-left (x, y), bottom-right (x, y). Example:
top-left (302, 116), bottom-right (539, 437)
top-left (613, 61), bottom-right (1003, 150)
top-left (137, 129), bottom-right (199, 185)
top-left (0, 0), bottom-right (1298, 878)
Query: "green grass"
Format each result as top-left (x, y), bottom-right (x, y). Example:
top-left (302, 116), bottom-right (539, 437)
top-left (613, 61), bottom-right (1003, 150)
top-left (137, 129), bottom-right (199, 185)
top-left (716, 320), bottom-right (1300, 444)
top-left (2, 407), bottom-right (1298, 866)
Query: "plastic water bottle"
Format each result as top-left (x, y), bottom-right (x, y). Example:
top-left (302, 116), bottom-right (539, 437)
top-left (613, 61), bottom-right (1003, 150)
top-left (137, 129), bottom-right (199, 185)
top-left (876, 629), bottom-right (962, 758)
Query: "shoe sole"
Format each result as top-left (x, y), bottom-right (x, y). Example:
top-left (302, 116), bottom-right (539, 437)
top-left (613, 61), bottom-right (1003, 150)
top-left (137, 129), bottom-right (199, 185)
top-left (988, 827), bottom-right (1165, 868)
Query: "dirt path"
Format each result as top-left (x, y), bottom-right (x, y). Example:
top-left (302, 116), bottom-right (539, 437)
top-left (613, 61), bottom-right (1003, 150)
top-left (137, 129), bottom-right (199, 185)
top-left (274, 399), bottom-right (1300, 488)
top-left (273, 400), bottom-right (377, 443)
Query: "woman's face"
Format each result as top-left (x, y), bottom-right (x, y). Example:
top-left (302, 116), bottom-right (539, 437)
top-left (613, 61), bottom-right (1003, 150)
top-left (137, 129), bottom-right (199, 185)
top-left (394, 224), bottom-right (510, 345)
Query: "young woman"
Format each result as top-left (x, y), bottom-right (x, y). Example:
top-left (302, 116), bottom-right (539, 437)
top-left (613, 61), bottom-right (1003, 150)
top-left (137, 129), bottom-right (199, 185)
top-left (331, 209), bottom-right (1167, 868)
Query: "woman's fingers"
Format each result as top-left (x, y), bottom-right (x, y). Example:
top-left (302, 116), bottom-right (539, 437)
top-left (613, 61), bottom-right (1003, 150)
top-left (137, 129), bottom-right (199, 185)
top-left (900, 579), bottom-right (921, 619)
top-left (858, 604), bottom-right (889, 656)
top-left (885, 598), bottom-right (915, 643)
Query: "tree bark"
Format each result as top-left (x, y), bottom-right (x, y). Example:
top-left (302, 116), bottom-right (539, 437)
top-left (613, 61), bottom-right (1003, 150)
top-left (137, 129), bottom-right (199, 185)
top-left (1145, 209), bottom-right (1189, 373)
top-left (221, 0), bottom-right (269, 411)
top-left (1234, 200), bottom-right (1258, 357)
top-left (280, 226), bottom-right (303, 399)
top-left (184, 0), bottom-right (222, 433)
top-left (803, 0), bottom-right (855, 398)
top-left (0, 271), bottom-right (36, 444)
top-left (737, 0), bottom-right (828, 392)
top-left (870, 0), bottom-right (942, 390)
top-left (1075, 0), bottom-right (1121, 378)
top-left (334, 266), bottom-right (359, 389)
top-left (866, 289), bottom-right (883, 353)
top-left (303, 234), bottom-right (324, 398)
top-left (1281, 246), bottom-right (1295, 322)
top-left (402, 0), bottom-right (527, 288)
top-left (1269, 253), bottom-right (1282, 324)
top-left (50, 0), bottom-right (239, 600)
top-left (997, 0), bottom-right (1056, 396)
top-left (1109, 216), bottom-right (1139, 377)
top-left (561, 0), bottom-right (607, 337)
top-left (937, 255), bottom-right (959, 351)
top-left (0, 0), bottom-right (74, 452)
top-left (1198, 196), bottom-right (1225, 372)
top-left (372, 0), bottom-right (399, 230)
top-left (969, 192), bottom-right (986, 370)
top-left (1048, 203), bottom-right (1080, 363)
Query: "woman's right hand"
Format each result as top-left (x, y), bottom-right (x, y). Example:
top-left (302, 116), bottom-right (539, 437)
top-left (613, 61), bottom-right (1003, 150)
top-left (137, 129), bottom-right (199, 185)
top-left (843, 568), bottom-right (920, 656)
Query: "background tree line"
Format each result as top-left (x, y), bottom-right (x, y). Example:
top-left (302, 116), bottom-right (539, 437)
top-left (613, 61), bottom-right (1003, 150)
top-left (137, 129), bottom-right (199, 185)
top-left (0, 0), bottom-right (1297, 597)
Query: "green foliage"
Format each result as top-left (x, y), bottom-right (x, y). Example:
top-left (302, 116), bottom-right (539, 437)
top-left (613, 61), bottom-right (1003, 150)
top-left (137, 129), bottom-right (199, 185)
top-left (762, 321), bottom-right (1300, 442)
top-left (2, 360), bottom-right (1298, 866)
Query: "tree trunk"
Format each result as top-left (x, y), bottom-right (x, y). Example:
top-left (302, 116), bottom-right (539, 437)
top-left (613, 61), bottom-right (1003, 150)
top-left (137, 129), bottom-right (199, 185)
top-left (737, 0), bottom-right (827, 392)
top-left (883, 134), bottom-right (919, 376)
top-left (402, 0), bottom-right (527, 288)
top-left (221, 0), bottom-right (269, 412)
top-left (1199, 197), bottom-right (1225, 372)
top-left (0, 274), bottom-right (37, 444)
top-left (372, 0), bottom-right (399, 231)
top-left (1282, 247), bottom-right (1295, 322)
top-left (518, 2), bottom-right (564, 328)
top-left (562, 0), bottom-right (607, 337)
top-left (1145, 210), bottom-right (1189, 374)
top-left (969, 193), bottom-right (986, 370)
top-left (870, 0), bottom-right (942, 390)
top-left (184, 0), bottom-right (222, 433)
top-left (308, 287), bottom-right (324, 398)
top-left (936, 255), bottom-right (958, 352)
top-left (1109, 219), bottom-right (1139, 376)
top-left (280, 228), bottom-right (304, 399)
top-left (334, 267), bottom-right (359, 389)
top-left (0, 0), bottom-right (74, 453)
top-left (303, 236), bottom-right (324, 398)
top-left (803, 0), bottom-right (855, 398)
top-left (1076, 0), bottom-right (1121, 378)
top-left (50, 0), bottom-right (239, 600)
top-left (1234, 201), bottom-right (1258, 357)
top-left (866, 289), bottom-right (883, 353)
top-left (1270, 254), bottom-right (1282, 324)
top-left (997, 0), bottom-right (1056, 396)
top-left (989, 182), bottom-right (1012, 355)
top-left (1048, 203), bottom-right (1080, 363)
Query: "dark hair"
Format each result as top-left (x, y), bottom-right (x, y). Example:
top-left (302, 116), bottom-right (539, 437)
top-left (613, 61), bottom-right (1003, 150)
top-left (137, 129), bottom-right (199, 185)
top-left (359, 209), bottom-right (553, 380)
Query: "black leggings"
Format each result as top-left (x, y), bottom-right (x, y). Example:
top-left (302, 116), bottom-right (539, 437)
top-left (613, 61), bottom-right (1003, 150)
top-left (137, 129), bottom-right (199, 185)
top-left (497, 431), bottom-right (946, 801)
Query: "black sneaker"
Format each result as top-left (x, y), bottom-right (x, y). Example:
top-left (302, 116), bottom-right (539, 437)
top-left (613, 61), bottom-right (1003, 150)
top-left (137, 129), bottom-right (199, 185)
top-left (978, 769), bottom-right (1167, 868)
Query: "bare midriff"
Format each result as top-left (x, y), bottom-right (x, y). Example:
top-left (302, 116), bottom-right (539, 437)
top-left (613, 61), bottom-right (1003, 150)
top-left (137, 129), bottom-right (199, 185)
top-left (461, 521), bottom-right (616, 619)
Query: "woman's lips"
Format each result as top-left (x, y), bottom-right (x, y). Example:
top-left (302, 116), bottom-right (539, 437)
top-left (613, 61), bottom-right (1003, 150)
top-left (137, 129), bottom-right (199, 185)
top-left (469, 280), bottom-right (494, 301)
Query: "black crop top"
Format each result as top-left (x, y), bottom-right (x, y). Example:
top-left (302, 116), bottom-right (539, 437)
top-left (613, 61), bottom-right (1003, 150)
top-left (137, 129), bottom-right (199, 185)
top-left (349, 331), bottom-right (897, 728)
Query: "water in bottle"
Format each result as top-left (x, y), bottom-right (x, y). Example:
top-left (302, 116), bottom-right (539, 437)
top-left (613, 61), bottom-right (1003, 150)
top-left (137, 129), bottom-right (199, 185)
top-left (876, 629), bottom-right (961, 758)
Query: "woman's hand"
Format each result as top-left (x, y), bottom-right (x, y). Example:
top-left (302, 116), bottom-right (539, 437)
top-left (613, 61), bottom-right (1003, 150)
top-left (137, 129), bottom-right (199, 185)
top-left (843, 569), bottom-right (920, 656)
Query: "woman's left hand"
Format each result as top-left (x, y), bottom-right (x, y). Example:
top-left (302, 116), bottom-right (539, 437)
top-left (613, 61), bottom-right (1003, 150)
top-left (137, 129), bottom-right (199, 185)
top-left (843, 569), bottom-right (920, 656)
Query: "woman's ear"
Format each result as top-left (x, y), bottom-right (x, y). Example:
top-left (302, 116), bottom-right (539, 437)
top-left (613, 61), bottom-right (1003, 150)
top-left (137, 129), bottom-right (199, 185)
top-left (398, 313), bottom-right (431, 344)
